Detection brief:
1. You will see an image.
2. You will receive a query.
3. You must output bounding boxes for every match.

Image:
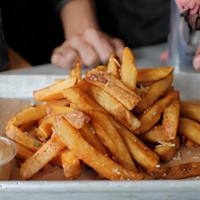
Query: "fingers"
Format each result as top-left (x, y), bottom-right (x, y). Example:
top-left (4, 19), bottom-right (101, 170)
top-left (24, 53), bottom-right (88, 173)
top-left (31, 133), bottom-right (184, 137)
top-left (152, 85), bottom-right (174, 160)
top-left (83, 28), bottom-right (114, 63)
top-left (110, 38), bottom-right (125, 59)
top-left (68, 35), bottom-right (100, 66)
top-left (51, 43), bottom-right (79, 68)
top-left (160, 50), bottom-right (169, 63)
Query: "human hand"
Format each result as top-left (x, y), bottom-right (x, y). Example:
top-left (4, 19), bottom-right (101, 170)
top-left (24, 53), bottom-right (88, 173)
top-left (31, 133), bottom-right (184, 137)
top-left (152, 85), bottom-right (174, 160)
top-left (51, 28), bottom-right (124, 68)
top-left (175, 0), bottom-right (200, 15)
top-left (193, 47), bottom-right (200, 71)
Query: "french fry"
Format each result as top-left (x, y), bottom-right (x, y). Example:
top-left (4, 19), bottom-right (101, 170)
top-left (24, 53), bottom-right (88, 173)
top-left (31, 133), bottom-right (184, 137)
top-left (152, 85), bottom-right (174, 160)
top-left (20, 135), bottom-right (65, 179)
top-left (36, 116), bottom-right (54, 139)
top-left (85, 70), bottom-right (141, 110)
top-left (44, 99), bottom-right (70, 107)
top-left (20, 121), bottom-right (38, 132)
top-left (162, 93), bottom-right (180, 140)
top-left (147, 162), bottom-right (200, 179)
top-left (115, 122), bottom-right (160, 169)
top-left (9, 106), bottom-right (46, 127)
top-left (61, 149), bottom-right (82, 179)
top-left (88, 85), bottom-right (140, 131)
top-left (134, 92), bottom-right (174, 135)
top-left (15, 143), bottom-right (34, 161)
top-left (137, 67), bottom-right (174, 84)
top-left (34, 77), bottom-right (76, 102)
top-left (62, 87), bottom-right (105, 114)
top-left (80, 124), bottom-right (107, 155)
top-left (179, 118), bottom-right (200, 145)
top-left (121, 47), bottom-right (137, 90)
top-left (56, 117), bottom-right (146, 180)
top-left (141, 126), bottom-right (166, 143)
top-left (6, 124), bottom-right (42, 151)
top-left (154, 137), bottom-right (180, 162)
top-left (180, 101), bottom-right (200, 123)
top-left (91, 111), bottom-right (137, 171)
top-left (70, 60), bottom-right (82, 82)
top-left (107, 55), bottom-right (120, 78)
top-left (134, 73), bottom-right (173, 113)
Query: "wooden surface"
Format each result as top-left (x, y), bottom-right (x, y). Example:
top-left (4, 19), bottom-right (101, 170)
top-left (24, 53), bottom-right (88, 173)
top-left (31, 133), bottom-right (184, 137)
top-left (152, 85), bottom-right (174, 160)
top-left (8, 48), bottom-right (32, 69)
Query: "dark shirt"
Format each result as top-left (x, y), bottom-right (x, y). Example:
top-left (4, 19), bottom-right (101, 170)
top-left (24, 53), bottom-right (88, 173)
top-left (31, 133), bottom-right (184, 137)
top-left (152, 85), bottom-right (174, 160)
top-left (95, 0), bottom-right (170, 47)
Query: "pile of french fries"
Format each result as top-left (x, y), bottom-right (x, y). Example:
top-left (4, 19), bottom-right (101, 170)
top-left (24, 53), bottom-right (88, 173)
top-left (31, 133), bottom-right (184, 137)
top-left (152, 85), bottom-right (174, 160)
top-left (5, 47), bottom-right (200, 180)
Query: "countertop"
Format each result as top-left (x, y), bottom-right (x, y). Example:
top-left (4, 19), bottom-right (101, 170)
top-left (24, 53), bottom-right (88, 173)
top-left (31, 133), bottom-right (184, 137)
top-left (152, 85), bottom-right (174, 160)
top-left (0, 43), bottom-right (196, 75)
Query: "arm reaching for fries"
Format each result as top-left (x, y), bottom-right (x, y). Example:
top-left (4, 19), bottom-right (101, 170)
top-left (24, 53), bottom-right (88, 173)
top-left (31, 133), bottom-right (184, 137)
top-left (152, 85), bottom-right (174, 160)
top-left (51, 0), bottom-right (200, 71)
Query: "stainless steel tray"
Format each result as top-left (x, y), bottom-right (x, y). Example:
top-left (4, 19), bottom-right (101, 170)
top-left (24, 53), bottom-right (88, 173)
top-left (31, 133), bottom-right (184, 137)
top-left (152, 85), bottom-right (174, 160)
top-left (0, 73), bottom-right (200, 200)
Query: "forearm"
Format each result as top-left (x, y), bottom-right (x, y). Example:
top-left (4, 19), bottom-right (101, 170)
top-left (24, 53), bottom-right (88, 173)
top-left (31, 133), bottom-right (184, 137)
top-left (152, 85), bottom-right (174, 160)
top-left (60, 0), bottom-right (98, 39)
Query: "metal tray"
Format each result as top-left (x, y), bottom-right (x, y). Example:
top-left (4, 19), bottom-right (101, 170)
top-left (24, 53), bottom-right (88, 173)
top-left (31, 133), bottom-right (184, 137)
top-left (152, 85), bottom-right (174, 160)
top-left (0, 73), bottom-right (200, 200)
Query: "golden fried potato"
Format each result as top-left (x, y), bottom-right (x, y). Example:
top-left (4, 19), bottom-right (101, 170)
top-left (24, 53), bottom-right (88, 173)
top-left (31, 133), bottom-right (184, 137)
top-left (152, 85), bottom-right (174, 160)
top-left (88, 85), bottom-right (140, 131)
top-left (85, 70), bottom-right (140, 110)
top-left (20, 135), bottom-right (65, 179)
top-left (121, 47), bottom-right (137, 90)
top-left (91, 111), bottom-right (137, 171)
top-left (61, 149), bottom-right (82, 179)
top-left (107, 55), bottom-right (120, 79)
top-left (147, 162), bottom-right (200, 179)
top-left (134, 92), bottom-right (174, 135)
top-left (62, 87), bottom-right (104, 114)
top-left (80, 124), bottom-right (107, 155)
top-left (137, 67), bottom-right (174, 84)
top-left (6, 124), bottom-right (42, 152)
top-left (180, 101), bottom-right (200, 123)
top-left (134, 73), bottom-right (173, 113)
top-left (179, 118), bottom-right (200, 145)
top-left (115, 122), bottom-right (160, 169)
top-left (154, 137), bottom-right (180, 162)
top-left (56, 117), bottom-right (146, 180)
top-left (34, 77), bottom-right (76, 102)
top-left (162, 93), bottom-right (180, 140)
top-left (15, 143), bottom-right (34, 161)
top-left (9, 106), bottom-right (46, 127)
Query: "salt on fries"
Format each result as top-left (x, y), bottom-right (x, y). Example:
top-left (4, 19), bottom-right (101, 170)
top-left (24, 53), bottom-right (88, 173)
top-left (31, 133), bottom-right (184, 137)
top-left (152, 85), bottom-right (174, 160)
top-left (5, 47), bottom-right (200, 180)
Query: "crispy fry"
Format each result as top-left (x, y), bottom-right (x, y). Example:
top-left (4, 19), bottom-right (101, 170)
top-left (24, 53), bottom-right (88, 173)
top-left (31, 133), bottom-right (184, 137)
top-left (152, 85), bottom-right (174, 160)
top-left (141, 126), bottom-right (166, 143)
top-left (61, 149), bottom-right (82, 179)
top-left (44, 99), bottom-right (70, 107)
top-left (15, 143), bottom-right (34, 161)
top-left (180, 101), bottom-right (200, 123)
top-left (147, 162), bottom-right (200, 179)
top-left (162, 93), bottom-right (180, 140)
top-left (10, 106), bottom-right (46, 127)
top-left (121, 47), bottom-right (137, 90)
top-left (115, 122), bottom-right (159, 169)
top-left (6, 124), bottom-right (42, 151)
top-left (56, 117), bottom-right (146, 180)
top-left (91, 111), bottom-right (137, 171)
top-left (134, 73), bottom-right (173, 113)
top-left (88, 85), bottom-right (140, 131)
top-left (137, 67), bottom-right (174, 84)
top-left (20, 135), bottom-right (65, 179)
top-left (70, 60), bottom-right (82, 82)
top-left (36, 116), bottom-right (54, 139)
top-left (34, 77), bottom-right (76, 102)
top-left (107, 55), bottom-right (120, 78)
top-left (85, 70), bottom-right (140, 110)
top-left (62, 87), bottom-right (104, 114)
top-left (20, 121), bottom-right (38, 132)
top-left (134, 93), bottom-right (174, 135)
top-left (80, 124), bottom-right (107, 155)
top-left (179, 118), bottom-right (200, 145)
top-left (154, 137), bottom-right (180, 162)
